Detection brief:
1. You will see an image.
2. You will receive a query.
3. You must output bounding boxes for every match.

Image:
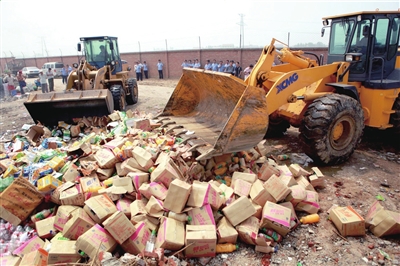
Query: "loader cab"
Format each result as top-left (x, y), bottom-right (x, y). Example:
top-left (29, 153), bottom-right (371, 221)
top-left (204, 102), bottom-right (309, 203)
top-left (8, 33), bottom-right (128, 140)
top-left (78, 36), bottom-right (123, 74)
top-left (324, 11), bottom-right (400, 88)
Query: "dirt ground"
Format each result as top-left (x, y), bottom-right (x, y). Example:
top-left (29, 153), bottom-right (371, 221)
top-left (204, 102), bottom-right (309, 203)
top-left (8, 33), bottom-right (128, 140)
top-left (0, 77), bottom-right (399, 266)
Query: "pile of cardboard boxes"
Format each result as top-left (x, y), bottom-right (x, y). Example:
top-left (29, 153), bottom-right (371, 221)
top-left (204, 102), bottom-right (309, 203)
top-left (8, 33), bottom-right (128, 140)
top-left (0, 111), bottom-right (399, 265)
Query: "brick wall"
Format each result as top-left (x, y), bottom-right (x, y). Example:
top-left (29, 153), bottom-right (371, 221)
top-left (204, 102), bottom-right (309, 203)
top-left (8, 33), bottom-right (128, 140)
top-left (0, 47), bottom-right (328, 79)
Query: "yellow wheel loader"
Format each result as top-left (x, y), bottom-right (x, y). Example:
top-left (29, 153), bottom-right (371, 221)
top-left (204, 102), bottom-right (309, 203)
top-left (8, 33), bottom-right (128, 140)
top-left (24, 36), bottom-right (138, 126)
top-left (157, 10), bottom-right (400, 165)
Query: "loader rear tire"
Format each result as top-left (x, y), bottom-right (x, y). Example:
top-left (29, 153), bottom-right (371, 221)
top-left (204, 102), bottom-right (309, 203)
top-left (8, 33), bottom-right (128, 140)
top-left (126, 78), bottom-right (138, 105)
top-left (389, 95), bottom-right (400, 134)
top-left (299, 94), bottom-right (364, 165)
top-left (111, 85), bottom-right (126, 111)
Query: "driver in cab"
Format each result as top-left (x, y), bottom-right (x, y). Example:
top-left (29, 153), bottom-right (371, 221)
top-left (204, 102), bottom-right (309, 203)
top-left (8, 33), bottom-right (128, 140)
top-left (96, 45), bottom-right (106, 61)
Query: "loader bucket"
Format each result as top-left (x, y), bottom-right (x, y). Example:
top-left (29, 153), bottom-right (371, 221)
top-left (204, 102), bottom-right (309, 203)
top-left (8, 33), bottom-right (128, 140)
top-left (24, 90), bottom-right (113, 127)
top-left (158, 68), bottom-right (269, 160)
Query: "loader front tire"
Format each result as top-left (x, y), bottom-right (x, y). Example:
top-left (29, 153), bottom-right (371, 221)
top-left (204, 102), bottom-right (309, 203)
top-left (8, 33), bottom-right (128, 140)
top-left (111, 85), bottom-right (126, 111)
top-left (299, 94), bottom-right (364, 165)
top-left (389, 95), bottom-right (400, 134)
top-left (126, 78), bottom-right (138, 105)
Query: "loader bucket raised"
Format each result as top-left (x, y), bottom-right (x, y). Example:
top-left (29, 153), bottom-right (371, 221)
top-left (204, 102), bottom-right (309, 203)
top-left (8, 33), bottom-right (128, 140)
top-left (24, 90), bottom-right (113, 127)
top-left (158, 68), bottom-right (269, 160)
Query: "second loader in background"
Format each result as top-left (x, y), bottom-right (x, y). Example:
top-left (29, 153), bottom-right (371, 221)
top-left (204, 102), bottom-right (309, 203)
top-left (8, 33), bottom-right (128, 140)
top-left (24, 36), bottom-right (138, 126)
top-left (157, 10), bottom-right (400, 165)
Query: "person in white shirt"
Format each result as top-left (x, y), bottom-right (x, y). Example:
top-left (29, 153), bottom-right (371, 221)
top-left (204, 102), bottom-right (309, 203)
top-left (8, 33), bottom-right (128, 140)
top-left (157, 60), bottom-right (164, 79)
top-left (46, 68), bottom-right (54, 92)
top-left (38, 71), bottom-right (48, 93)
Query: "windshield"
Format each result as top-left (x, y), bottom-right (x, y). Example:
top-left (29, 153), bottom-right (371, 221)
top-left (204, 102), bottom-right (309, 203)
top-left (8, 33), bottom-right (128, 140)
top-left (83, 38), bottom-right (119, 65)
top-left (329, 19), bottom-right (355, 54)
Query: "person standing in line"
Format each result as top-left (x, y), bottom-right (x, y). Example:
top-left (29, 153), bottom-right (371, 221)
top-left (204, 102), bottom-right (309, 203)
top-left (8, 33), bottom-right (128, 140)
top-left (67, 64), bottom-right (73, 75)
top-left (157, 60), bottom-right (164, 79)
top-left (16, 71), bottom-right (26, 95)
top-left (61, 65), bottom-right (68, 84)
top-left (235, 62), bottom-right (243, 78)
top-left (181, 60), bottom-right (189, 68)
top-left (39, 71), bottom-right (48, 93)
top-left (211, 59), bottom-right (219, 71)
top-left (193, 59), bottom-right (201, 69)
top-left (3, 73), bottom-right (14, 98)
top-left (243, 64), bottom-right (254, 80)
top-left (135, 61), bottom-right (143, 81)
top-left (218, 61), bottom-right (225, 72)
top-left (143, 61), bottom-right (149, 79)
top-left (204, 60), bottom-right (212, 70)
top-left (47, 68), bottom-right (54, 92)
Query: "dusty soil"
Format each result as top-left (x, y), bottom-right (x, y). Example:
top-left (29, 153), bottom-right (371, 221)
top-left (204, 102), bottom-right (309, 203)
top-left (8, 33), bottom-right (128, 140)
top-left (0, 78), bottom-right (399, 266)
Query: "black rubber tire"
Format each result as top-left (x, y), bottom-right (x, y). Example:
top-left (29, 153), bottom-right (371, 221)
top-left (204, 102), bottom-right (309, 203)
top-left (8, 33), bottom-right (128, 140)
top-left (389, 95), bottom-right (400, 134)
top-left (111, 85), bottom-right (126, 111)
top-left (299, 94), bottom-right (364, 165)
top-left (264, 118), bottom-right (290, 137)
top-left (126, 78), bottom-right (138, 105)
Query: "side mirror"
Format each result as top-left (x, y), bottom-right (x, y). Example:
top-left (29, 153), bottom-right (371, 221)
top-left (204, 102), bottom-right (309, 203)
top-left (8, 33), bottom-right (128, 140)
top-left (321, 28), bottom-right (325, 37)
top-left (77, 43), bottom-right (81, 52)
top-left (110, 42), bottom-right (114, 50)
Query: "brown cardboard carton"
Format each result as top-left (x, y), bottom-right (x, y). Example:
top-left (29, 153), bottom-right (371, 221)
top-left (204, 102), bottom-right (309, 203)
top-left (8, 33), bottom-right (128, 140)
top-left (0, 255), bottom-right (21, 266)
top-left (263, 174), bottom-right (290, 202)
top-left (25, 125), bottom-right (44, 144)
top-left (217, 217), bottom-right (238, 244)
top-left (83, 194), bottom-right (118, 224)
top-left (236, 216), bottom-right (259, 245)
top-left (67, 142), bottom-right (92, 158)
top-left (62, 208), bottom-right (95, 240)
top-left (97, 167), bottom-right (115, 181)
top-left (187, 181), bottom-right (222, 210)
top-left (285, 185), bottom-right (307, 207)
top-left (51, 181), bottom-right (76, 205)
top-left (329, 206), bottom-right (365, 236)
top-left (277, 164), bottom-right (292, 177)
top-left (295, 190), bottom-right (320, 214)
top-left (102, 136), bottom-right (127, 150)
top-left (47, 240), bottom-right (80, 265)
top-left (0, 177), bottom-right (44, 226)
top-left (132, 146), bottom-right (154, 170)
top-left (163, 179), bottom-right (192, 213)
top-left (365, 201), bottom-right (400, 237)
top-left (185, 225), bottom-right (217, 258)
top-left (260, 201), bottom-right (292, 236)
top-left (103, 211), bottom-right (136, 244)
top-left (107, 176), bottom-right (134, 195)
top-left (218, 183), bottom-right (234, 205)
top-left (62, 163), bottom-right (81, 182)
top-left (250, 179), bottom-right (275, 206)
top-left (76, 224), bottom-right (118, 259)
top-left (123, 157), bottom-right (148, 173)
top-left (131, 214), bottom-right (159, 231)
top-left (257, 161), bottom-right (280, 181)
top-left (35, 216), bottom-right (57, 239)
top-left (12, 235), bottom-right (45, 257)
top-left (116, 197), bottom-right (133, 217)
top-left (19, 248), bottom-right (48, 266)
top-left (126, 118), bottom-right (151, 131)
top-left (289, 163), bottom-right (311, 177)
top-left (121, 221), bottom-right (151, 255)
top-left (233, 179), bottom-right (252, 197)
top-left (279, 202), bottom-right (300, 231)
top-left (94, 148), bottom-right (119, 169)
top-left (139, 182), bottom-right (168, 200)
top-left (60, 183), bottom-right (85, 206)
top-left (145, 196), bottom-right (165, 218)
top-left (231, 171), bottom-right (257, 187)
top-left (251, 200), bottom-right (262, 220)
top-left (295, 175), bottom-right (316, 192)
top-left (279, 174), bottom-right (298, 187)
top-left (115, 162), bottom-right (130, 177)
top-left (53, 205), bottom-right (79, 232)
top-left (188, 204), bottom-right (216, 226)
top-left (309, 174), bottom-right (326, 188)
top-left (130, 172), bottom-right (150, 192)
top-left (151, 156), bottom-right (184, 188)
top-left (130, 199), bottom-right (148, 217)
top-left (222, 196), bottom-right (256, 226)
top-left (155, 218), bottom-right (185, 250)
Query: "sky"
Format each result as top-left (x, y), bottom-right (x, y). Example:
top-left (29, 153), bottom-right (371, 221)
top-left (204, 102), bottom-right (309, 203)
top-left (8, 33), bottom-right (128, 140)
top-left (0, 0), bottom-right (399, 59)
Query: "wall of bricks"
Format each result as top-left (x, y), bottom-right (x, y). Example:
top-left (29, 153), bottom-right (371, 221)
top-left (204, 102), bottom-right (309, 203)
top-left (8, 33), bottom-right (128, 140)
top-left (0, 47), bottom-right (328, 79)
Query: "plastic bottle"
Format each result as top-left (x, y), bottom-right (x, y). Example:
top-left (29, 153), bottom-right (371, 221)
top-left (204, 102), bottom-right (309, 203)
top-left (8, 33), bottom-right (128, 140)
top-left (216, 243), bottom-right (238, 253)
top-left (300, 213), bottom-right (320, 224)
top-left (277, 154), bottom-right (289, 160)
top-left (260, 228), bottom-right (283, 242)
top-left (145, 230), bottom-right (157, 252)
top-left (31, 208), bottom-right (54, 223)
top-left (167, 211), bottom-right (192, 223)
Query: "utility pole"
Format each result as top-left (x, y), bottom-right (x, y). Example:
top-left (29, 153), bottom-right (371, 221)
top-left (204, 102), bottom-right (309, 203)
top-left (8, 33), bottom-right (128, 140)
top-left (238, 14), bottom-right (245, 48)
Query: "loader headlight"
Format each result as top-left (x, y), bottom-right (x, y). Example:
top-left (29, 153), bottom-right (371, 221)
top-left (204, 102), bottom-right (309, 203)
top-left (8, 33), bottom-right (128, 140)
top-left (111, 60), bottom-right (116, 66)
top-left (345, 53), bottom-right (362, 62)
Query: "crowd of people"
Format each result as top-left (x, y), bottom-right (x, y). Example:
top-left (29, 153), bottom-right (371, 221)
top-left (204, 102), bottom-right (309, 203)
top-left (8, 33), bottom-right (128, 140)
top-left (133, 60), bottom-right (164, 81)
top-left (181, 59), bottom-right (255, 79)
